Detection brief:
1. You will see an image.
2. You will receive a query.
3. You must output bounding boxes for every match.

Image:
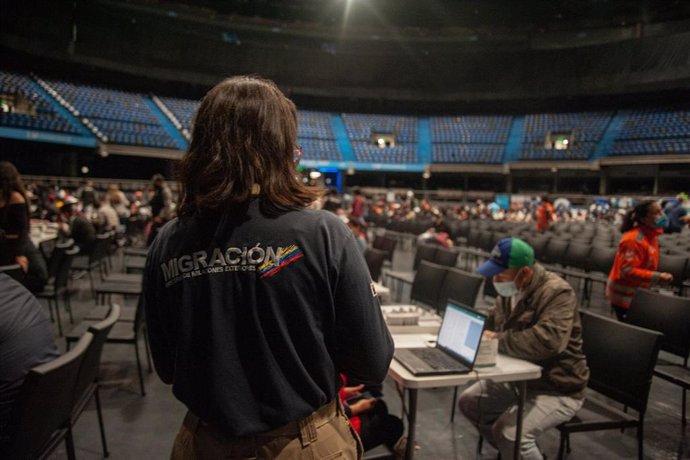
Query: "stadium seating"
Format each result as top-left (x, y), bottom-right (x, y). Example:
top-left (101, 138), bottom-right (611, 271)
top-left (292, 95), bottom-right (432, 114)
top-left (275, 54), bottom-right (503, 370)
top-left (431, 115), bottom-right (512, 144)
top-left (352, 143), bottom-right (418, 163)
top-left (299, 138), bottom-right (341, 161)
top-left (611, 108), bottom-right (690, 156)
top-left (342, 113), bottom-right (417, 142)
top-left (0, 71), bottom-right (82, 135)
top-left (520, 111), bottom-right (614, 160)
top-left (46, 79), bottom-right (177, 149)
top-left (432, 144), bottom-right (504, 164)
top-left (430, 115), bottom-right (510, 164)
top-left (297, 110), bottom-right (341, 161)
top-left (298, 110), bottom-right (336, 140)
top-left (158, 96), bottom-right (199, 132)
top-left (2, 71), bottom-right (689, 162)
top-left (342, 113), bottom-right (418, 163)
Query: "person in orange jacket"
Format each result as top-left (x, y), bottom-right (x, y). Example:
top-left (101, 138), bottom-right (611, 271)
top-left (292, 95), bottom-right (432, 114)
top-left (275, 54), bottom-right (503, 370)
top-left (607, 200), bottom-right (674, 320)
top-left (536, 197), bottom-right (555, 233)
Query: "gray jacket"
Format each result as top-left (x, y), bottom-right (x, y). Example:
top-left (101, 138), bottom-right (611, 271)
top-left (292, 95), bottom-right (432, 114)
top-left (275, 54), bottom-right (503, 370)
top-left (492, 263), bottom-right (590, 399)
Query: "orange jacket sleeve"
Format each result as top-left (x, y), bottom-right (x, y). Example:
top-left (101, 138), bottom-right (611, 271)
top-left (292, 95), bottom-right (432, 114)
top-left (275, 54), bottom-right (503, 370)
top-left (616, 239), bottom-right (658, 284)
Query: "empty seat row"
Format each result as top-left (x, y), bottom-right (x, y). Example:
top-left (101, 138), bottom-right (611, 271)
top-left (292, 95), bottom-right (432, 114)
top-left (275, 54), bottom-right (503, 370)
top-left (432, 144), bottom-right (504, 163)
top-left (342, 113), bottom-right (417, 142)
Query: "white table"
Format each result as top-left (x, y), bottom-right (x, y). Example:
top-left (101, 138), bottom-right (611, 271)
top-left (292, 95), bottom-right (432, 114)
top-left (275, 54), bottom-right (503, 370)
top-left (30, 231), bottom-right (58, 247)
top-left (390, 334), bottom-right (542, 460)
top-left (30, 222), bottom-right (59, 247)
top-left (382, 306), bottom-right (442, 334)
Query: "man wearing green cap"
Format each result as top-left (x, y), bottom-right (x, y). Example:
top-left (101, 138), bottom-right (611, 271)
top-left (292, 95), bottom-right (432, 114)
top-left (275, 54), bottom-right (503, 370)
top-left (458, 237), bottom-right (589, 460)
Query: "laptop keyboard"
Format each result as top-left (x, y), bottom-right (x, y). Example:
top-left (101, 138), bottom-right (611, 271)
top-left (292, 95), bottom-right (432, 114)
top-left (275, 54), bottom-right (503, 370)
top-left (409, 348), bottom-right (465, 371)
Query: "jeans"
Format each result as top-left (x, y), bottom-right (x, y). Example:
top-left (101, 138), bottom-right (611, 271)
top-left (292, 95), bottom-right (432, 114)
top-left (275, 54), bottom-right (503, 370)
top-left (459, 380), bottom-right (583, 460)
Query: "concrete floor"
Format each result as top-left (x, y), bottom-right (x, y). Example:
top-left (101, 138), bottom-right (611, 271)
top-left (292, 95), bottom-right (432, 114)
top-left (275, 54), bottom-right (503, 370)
top-left (42, 246), bottom-right (688, 460)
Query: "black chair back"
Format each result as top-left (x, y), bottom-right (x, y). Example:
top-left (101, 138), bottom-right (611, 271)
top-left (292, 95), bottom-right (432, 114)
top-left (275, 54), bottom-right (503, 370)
top-left (4, 332), bottom-right (93, 459)
top-left (433, 248), bottom-right (458, 268)
top-left (478, 231), bottom-right (495, 252)
top-left (437, 268), bottom-right (483, 310)
top-left (588, 246), bottom-right (616, 274)
top-left (457, 221), bottom-right (471, 238)
top-left (657, 255), bottom-right (688, 290)
top-left (466, 229), bottom-right (481, 249)
top-left (530, 237), bottom-right (550, 261)
top-left (0, 264), bottom-right (24, 282)
top-left (580, 311), bottom-right (663, 414)
top-left (410, 261), bottom-right (449, 310)
top-left (55, 246), bottom-right (80, 289)
top-left (93, 232), bottom-right (114, 275)
top-left (133, 295), bottom-right (146, 337)
top-left (38, 239), bottom-right (56, 262)
top-left (543, 240), bottom-right (569, 265)
top-left (364, 248), bottom-right (387, 282)
top-left (413, 244), bottom-right (438, 271)
top-left (45, 239), bottom-right (74, 280)
top-left (372, 235), bottom-right (397, 262)
top-left (563, 243), bottom-right (591, 270)
top-left (73, 305), bottom-right (121, 406)
top-left (626, 289), bottom-right (690, 361)
top-left (483, 277), bottom-right (498, 300)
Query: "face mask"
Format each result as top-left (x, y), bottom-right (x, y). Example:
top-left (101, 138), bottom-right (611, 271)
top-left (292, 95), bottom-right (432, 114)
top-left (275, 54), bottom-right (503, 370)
top-left (654, 215), bottom-right (669, 229)
top-left (494, 280), bottom-right (519, 297)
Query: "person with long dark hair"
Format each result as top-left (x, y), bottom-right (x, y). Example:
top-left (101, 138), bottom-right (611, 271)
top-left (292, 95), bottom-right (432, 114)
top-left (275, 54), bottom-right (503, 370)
top-left (143, 76), bottom-right (393, 459)
top-left (0, 162), bottom-right (30, 270)
top-left (0, 162), bottom-right (47, 292)
top-left (607, 200), bottom-right (673, 320)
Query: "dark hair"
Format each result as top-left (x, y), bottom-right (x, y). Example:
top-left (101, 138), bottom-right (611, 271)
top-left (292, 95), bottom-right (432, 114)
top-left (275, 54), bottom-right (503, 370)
top-left (176, 76), bottom-right (321, 216)
top-left (621, 200), bottom-right (656, 233)
top-left (0, 161), bottom-right (28, 209)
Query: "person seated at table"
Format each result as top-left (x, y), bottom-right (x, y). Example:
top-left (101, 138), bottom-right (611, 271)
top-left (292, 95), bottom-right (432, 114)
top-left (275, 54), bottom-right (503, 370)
top-left (458, 237), bottom-right (589, 460)
top-left (0, 274), bottom-right (60, 451)
top-left (339, 375), bottom-right (403, 454)
top-left (94, 194), bottom-right (120, 233)
top-left (58, 197), bottom-right (96, 253)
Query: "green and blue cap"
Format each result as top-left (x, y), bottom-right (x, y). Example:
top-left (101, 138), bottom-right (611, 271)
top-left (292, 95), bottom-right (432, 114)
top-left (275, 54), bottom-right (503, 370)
top-left (476, 237), bottom-right (535, 277)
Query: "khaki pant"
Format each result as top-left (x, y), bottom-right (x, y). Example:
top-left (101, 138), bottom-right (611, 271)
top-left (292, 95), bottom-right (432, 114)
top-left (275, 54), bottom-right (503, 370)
top-left (459, 381), bottom-right (583, 460)
top-left (171, 400), bottom-right (363, 460)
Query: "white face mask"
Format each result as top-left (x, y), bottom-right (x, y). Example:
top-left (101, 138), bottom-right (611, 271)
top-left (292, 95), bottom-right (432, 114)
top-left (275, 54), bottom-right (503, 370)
top-left (494, 268), bottom-right (528, 297)
top-left (494, 280), bottom-right (519, 297)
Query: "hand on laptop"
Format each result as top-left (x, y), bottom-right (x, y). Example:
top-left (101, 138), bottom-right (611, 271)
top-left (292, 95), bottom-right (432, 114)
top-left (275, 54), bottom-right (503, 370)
top-left (483, 330), bottom-right (498, 340)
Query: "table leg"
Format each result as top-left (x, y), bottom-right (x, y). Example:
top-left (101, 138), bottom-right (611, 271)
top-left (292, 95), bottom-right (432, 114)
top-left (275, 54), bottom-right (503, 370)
top-left (405, 388), bottom-right (418, 460)
top-left (514, 381), bottom-right (526, 460)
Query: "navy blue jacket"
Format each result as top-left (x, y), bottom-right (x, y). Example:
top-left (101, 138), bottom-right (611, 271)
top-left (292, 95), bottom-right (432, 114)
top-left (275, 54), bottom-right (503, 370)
top-left (143, 199), bottom-right (393, 436)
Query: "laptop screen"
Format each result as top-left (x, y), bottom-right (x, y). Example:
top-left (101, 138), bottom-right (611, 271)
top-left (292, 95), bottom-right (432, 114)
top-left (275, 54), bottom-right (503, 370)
top-left (437, 301), bottom-right (487, 366)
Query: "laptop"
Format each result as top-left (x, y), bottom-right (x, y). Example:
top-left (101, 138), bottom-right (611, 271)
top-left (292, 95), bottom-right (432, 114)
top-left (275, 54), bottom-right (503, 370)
top-left (393, 300), bottom-right (487, 376)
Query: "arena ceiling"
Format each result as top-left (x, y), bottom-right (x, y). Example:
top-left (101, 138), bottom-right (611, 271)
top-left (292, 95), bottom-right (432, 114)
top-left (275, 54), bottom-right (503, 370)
top-left (135, 0), bottom-right (689, 31)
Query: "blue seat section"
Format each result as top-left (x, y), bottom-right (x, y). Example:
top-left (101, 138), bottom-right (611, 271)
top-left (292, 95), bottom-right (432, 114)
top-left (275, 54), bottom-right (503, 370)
top-left (297, 110), bottom-right (341, 161)
top-left (342, 113), bottom-right (418, 163)
top-left (0, 71), bottom-right (82, 135)
top-left (47, 80), bottom-right (177, 149)
top-left (610, 108), bottom-right (690, 156)
top-left (298, 138), bottom-right (341, 161)
top-left (430, 115), bottom-right (511, 164)
top-left (432, 144), bottom-right (504, 164)
top-left (159, 96), bottom-right (200, 132)
top-left (520, 111), bottom-right (614, 160)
